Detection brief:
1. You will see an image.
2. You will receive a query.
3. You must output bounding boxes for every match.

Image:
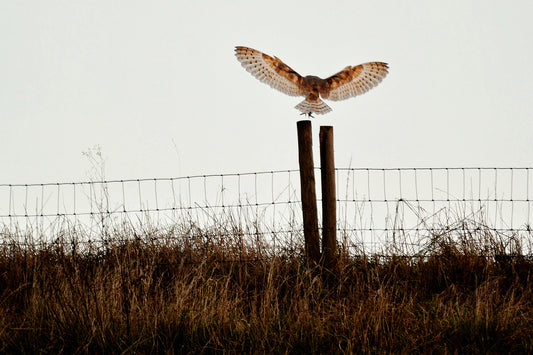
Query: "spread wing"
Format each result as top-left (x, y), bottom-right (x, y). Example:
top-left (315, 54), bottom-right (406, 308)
top-left (235, 46), bottom-right (303, 97)
top-left (321, 62), bottom-right (389, 101)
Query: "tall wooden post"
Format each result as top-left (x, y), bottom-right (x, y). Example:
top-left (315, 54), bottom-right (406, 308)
top-left (320, 126), bottom-right (337, 268)
top-left (297, 120), bottom-right (321, 264)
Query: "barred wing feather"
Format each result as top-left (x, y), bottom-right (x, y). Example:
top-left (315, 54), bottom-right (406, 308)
top-left (323, 62), bottom-right (389, 101)
top-left (235, 46), bottom-right (303, 97)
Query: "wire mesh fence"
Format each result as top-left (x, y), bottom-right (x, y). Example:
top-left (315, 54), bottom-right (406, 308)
top-left (1, 168), bottom-right (532, 255)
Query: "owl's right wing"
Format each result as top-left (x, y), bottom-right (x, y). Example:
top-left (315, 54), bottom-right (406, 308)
top-left (235, 46), bottom-right (303, 97)
top-left (322, 62), bottom-right (389, 101)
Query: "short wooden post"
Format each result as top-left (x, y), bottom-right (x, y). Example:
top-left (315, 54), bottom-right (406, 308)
top-left (297, 120), bottom-right (321, 264)
top-left (320, 126), bottom-right (337, 268)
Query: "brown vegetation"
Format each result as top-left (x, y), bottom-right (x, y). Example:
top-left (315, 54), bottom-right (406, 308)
top-left (0, 221), bottom-right (532, 353)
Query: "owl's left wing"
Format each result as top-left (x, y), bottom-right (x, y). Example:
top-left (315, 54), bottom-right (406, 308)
top-left (235, 46), bottom-right (303, 97)
top-left (321, 62), bottom-right (389, 101)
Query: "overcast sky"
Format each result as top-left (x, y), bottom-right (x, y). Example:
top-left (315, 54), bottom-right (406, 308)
top-left (1, 1), bottom-right (532, 184)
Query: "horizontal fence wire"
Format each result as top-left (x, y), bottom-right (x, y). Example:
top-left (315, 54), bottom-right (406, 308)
top-left (1, 168), bottom-right (532, 255)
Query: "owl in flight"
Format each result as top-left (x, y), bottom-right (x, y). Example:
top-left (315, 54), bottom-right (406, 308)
top-left (235, 46), bottom-right (389, 116)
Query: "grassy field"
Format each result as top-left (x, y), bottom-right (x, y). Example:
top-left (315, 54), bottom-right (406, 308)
top-left (0, 219), bottom-right (532, 354)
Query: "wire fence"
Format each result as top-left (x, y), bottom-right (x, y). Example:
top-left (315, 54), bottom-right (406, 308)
top-left (1, 167), bottom-right (532, 255)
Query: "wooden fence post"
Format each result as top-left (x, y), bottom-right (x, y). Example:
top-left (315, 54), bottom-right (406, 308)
top-left (297, 120), bottom-right (321, 265)
top-left (319, 126), bottom-right (337, 268)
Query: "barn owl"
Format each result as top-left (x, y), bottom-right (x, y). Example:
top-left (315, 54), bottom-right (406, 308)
top-left (235, 46), bottom-right (389, 116)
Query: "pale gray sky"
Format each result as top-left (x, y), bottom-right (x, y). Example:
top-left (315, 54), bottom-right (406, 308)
top-left (1, 1), bottom-right (532, 184)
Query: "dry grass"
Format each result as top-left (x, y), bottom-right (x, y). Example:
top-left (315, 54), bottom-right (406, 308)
top-left (0, 219), bottom-right (532, 354)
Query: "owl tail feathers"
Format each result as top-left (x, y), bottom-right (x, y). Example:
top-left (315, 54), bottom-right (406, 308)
top-left (295, 96), bottom-right (332, 116)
